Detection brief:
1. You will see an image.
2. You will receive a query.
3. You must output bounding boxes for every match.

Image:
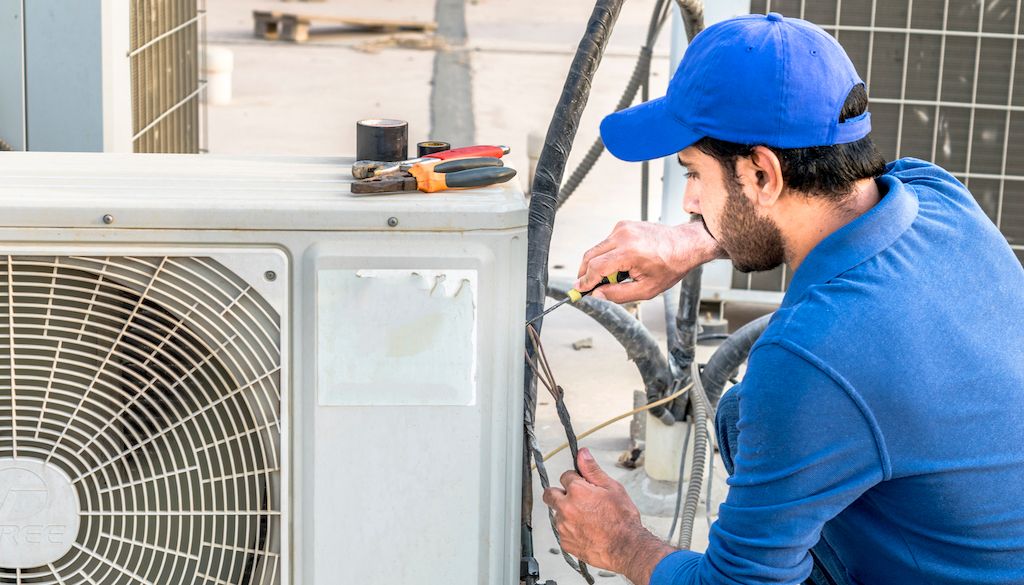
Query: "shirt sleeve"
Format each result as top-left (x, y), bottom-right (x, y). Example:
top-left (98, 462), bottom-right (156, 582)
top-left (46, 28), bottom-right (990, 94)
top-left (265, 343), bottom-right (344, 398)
top-left (650, 341), bottom-right (885, 585)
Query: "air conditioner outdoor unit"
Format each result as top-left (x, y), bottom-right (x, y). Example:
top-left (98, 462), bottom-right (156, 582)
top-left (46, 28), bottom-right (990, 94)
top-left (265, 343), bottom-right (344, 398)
top-left (0, 152), bottom-right (527, 585)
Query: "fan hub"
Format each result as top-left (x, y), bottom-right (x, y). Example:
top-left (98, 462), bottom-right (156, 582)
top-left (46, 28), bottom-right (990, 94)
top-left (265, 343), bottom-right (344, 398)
top-left (0, 459), bottom-right (80, 569)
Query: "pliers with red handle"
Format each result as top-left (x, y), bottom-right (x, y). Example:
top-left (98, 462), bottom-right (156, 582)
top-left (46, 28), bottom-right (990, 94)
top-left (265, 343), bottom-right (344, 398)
top-left (350, 144), bottom-right (511, 179)
top-left (350, 157), bottom-right (517, 195)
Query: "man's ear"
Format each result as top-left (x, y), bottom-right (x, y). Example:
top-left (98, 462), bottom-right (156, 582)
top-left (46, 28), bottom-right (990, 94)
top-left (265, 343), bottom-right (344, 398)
top-left (736, 146), bottom-right (784, 207)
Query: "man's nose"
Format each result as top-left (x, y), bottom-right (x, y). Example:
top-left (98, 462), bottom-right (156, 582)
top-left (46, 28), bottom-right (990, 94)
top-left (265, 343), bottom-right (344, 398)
top-left (683, 191), bottom-right (700, 215)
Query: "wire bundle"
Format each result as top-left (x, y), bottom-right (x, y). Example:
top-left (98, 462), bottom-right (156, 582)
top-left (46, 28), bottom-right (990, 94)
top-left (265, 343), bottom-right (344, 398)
top-left (526, 324), bottom-right (596, 584)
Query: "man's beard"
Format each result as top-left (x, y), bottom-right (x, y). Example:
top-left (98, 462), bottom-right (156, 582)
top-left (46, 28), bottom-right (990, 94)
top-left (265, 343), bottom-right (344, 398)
top-left (718, 176), bottom-right (787, 273)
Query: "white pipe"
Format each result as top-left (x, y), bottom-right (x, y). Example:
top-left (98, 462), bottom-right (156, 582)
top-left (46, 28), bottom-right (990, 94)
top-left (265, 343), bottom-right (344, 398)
top-left (205, 46), bottom-right (234, 106)
top-left (659, 5), bottom-right (689, 227)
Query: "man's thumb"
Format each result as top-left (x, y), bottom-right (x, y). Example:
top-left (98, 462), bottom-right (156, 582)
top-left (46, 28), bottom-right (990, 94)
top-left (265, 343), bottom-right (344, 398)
top-left (578, 448), bottom-right (612, 487)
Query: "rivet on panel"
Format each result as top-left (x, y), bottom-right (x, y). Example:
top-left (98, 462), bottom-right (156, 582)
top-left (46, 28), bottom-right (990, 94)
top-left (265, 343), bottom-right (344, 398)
top-left (387, 217), bottom-right (399, 227)
top-left (102, 214), bottom-right (115, 225)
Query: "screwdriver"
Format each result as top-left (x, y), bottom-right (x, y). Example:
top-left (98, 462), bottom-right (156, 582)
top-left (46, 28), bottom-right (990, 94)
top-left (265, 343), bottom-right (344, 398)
top-left (525, 271), bottom-right (631, 326)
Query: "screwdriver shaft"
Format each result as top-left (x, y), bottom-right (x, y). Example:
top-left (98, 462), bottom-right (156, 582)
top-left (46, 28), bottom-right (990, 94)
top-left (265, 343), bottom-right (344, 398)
top-left (524, 271), bottom-right (631, 326)
top-left (525, 298), bottom-right (569, 326)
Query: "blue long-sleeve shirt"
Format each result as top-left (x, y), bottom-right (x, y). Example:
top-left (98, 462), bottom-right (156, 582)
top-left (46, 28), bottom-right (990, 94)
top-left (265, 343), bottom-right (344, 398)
top-left (652, 159), bottom-right (1024, 584)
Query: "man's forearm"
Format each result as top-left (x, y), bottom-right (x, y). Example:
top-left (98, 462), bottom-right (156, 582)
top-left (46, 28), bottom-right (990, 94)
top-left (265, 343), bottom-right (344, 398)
top-left (617, 529), bottom-right (678, 585)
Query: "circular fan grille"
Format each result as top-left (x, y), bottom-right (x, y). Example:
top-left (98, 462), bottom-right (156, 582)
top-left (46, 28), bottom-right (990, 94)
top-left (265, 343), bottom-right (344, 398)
top-left (0, 256), bottom-right (282, 584)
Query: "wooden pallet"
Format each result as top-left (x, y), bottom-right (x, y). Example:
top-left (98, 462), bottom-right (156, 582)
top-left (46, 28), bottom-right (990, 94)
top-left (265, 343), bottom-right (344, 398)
top-left (253, 10), bottom-right (437, 43)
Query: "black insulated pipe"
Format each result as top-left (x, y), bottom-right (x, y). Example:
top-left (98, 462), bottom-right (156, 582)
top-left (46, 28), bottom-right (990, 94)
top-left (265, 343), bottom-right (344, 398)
top-left (667, 265), bottom-right (703, 419)
top-left (671, 266), bottom-right (703, 371)
top-left (700, 313), bottom-right (772, 407)
top-left (522, 0), bottom-right (625, 577)
top-left (674, 0), bottom-right (706, 39)
top-left (557, 0), bottom-right (672, 208)
top-left (556, 46), bottom-right (652, 208)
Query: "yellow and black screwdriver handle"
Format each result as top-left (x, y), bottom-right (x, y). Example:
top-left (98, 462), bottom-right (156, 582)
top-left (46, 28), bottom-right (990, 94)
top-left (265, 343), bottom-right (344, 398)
top-left (567, 270), bottom-right (631, 302)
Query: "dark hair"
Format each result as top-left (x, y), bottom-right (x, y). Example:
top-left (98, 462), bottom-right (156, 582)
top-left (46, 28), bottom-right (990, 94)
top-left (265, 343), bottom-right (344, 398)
top-left (693, 84), bottom-right (887, 201)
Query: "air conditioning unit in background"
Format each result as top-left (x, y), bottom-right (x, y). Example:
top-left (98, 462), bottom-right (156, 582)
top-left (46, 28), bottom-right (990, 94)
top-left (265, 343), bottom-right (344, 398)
top-left (0, 1), bottom-right (205, 153)
top-left (703, 0), bottom-right (1024, 305)
top-left (0, 152), bottom-right (526, 584)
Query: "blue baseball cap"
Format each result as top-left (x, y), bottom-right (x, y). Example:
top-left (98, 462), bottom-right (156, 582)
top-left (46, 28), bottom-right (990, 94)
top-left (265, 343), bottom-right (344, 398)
top-left (600, 12), bottom-right (871, 162)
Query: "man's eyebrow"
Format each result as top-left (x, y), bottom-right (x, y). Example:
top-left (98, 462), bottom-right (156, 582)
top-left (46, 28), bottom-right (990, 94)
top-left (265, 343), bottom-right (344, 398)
top-left (677, 156), bottom-right (694, 167)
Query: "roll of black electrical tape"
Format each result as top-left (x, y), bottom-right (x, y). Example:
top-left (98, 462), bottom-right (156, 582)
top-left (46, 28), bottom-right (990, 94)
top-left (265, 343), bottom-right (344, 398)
top-left (417, 141), bottom-right (451, 157)
top-left (356, 119), bottom-right (408, 162)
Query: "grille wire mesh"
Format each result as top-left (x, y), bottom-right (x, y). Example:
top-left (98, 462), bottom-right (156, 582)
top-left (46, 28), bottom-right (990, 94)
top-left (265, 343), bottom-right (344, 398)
top-left (733, 0), bottom-right (1024, 294)
top-left (129, 0), bottom-right (207, 154)
top-left (0, 256), bottom-right (281, 584)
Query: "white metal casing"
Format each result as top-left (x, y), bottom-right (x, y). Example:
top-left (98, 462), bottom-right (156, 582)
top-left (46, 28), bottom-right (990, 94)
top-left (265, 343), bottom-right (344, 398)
top-left (0, 1), bottom-right (133, 152)
top-left (0, 152), bottom-right (527, 584)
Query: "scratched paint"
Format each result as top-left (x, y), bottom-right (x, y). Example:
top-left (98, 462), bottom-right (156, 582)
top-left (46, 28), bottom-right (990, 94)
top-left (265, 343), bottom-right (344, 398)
top-left (317, 269), bottom-right (477, 406)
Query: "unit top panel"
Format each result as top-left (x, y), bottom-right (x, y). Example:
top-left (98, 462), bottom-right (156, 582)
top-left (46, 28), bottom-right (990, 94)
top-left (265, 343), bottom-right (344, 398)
top-left (0, 153), bottom-right (528, 232)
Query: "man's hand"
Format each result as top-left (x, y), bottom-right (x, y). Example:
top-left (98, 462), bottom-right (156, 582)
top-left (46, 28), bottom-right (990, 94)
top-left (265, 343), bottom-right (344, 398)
top-left (543, 448), bottom-right (676, 584)
top-left (574, 220), bottom-right (723, 303)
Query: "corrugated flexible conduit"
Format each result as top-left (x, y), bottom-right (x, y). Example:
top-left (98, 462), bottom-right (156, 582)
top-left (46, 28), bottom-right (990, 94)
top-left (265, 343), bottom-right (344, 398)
top-left (557, 0), bottom-right (705, 207)
top-left (557, 0), bottom-right (672, 207)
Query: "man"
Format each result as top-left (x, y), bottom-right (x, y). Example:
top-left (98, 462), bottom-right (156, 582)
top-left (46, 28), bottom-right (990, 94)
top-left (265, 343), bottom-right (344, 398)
top-left (543, 12), bottom-right (1024, 585)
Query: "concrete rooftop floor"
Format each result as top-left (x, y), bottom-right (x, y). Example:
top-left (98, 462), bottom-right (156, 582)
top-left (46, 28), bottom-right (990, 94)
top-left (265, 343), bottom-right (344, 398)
top-left (205, 1), bottom-right (768, 582)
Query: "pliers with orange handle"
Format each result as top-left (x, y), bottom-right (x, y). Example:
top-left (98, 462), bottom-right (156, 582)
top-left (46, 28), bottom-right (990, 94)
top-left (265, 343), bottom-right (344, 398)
top-left (350, 157), bottom-right (517, 195)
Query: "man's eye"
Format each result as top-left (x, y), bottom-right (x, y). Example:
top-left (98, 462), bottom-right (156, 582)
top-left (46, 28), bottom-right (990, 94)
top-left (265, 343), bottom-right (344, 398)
top-left (683, 171), bottom-right (697, 180)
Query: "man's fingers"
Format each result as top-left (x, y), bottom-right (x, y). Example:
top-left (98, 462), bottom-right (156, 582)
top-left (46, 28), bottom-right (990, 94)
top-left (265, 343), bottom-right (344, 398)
top-left (542, 487), bottom-right (566, 507)
top-left (576, 253), bottom-right (626, 292)
top-left (573, 245), bottom-right (618, 288)
top-left (578, 448), bottom-right (615, 488)
top-left (577, 238), bottom-right (616, 279)
top-left (559, 470), bottom-right (582, 491)
top-left (574, 260), bottom-right (606, 291)
top-left (591, 281), bottom-right (651, 303)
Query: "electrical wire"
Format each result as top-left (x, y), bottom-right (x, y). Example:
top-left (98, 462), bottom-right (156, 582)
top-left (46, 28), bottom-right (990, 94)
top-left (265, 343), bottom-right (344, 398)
top-left (526, 324), bottom-right (596, 585)
top-left (536, 381), bottom-right (694, 466)
top-left (531, 363), bottom-right (719, 543)
top-left (546, 279), bottom-right (675, 423)
top-left (532, 352), bottom-right (731, 548)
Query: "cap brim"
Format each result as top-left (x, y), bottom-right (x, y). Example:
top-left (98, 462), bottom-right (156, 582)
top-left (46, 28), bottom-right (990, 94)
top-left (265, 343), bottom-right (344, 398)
top-left (599, 96), bottom-right (701, 162)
